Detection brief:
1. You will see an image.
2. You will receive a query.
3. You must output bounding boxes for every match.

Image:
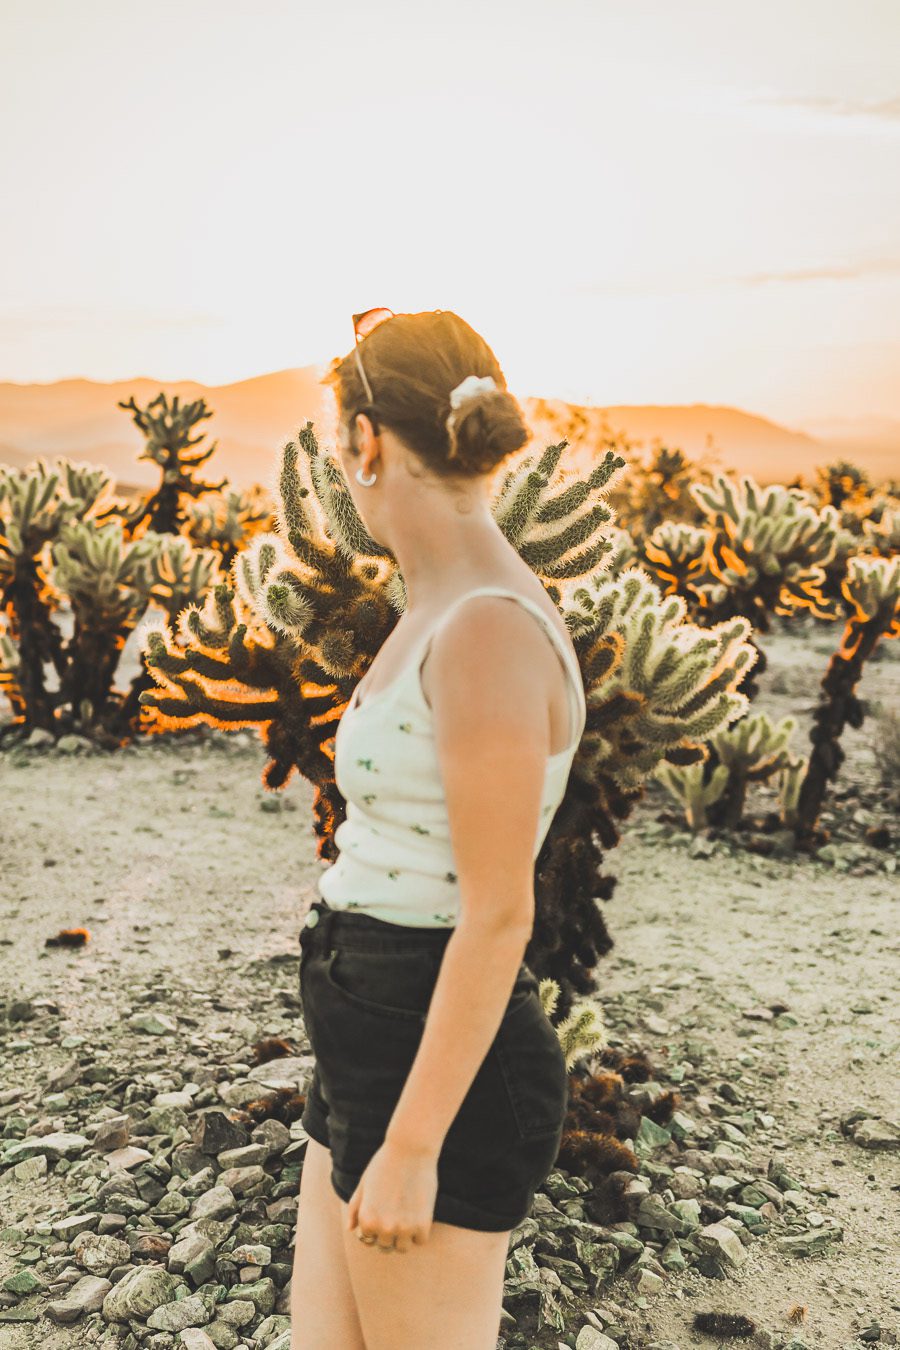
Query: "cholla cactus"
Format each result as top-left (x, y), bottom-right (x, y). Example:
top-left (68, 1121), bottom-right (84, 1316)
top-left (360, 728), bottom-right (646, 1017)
top-left (108, 391), bottom-right (228, 537)
top-left (642, 520), bottom-right (712, 603)
top-left (776, 753), bottom-right (807, 830)
top-left (796, 553), bottom-right (900, 844)
top-left (614, 444), bottom-right (713, 541)
top-left (708, 711), bottom-right (798, 829)
top-left (861, 505), bottom-right (900, 559)
top-left (0, 621), bottom-right (23, 720)
top-left (185, 485), bottom-right (275, 570)
top-left (0, 458), bottom-right (113, 731)
top-left (595, 525), bottom-right (639, 580)
top-left (653, 759), bottom-right (729, 830)
top-left (140, 420), bottom-right (758, 1012)
top-left (690, 473), bottom-right (841, 627)
top-left (543, 981), bottom-right (608, 1071)
top-left (50, 520), bottom-right (164, 734)
top-left (814, 460), bottom-right (871, 514)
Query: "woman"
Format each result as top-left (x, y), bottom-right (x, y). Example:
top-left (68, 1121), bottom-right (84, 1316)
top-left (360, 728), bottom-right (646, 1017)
top-left (290, 308), bottom-right (587, 1349)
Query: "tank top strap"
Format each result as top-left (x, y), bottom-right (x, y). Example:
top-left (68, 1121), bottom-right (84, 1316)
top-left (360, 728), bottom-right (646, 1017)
top-left (417, 585), bottom-right (586, 746)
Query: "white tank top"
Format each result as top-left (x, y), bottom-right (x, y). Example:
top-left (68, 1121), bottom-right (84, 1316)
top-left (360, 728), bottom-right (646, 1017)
top-left (317, 585), bottom-right (588, 927)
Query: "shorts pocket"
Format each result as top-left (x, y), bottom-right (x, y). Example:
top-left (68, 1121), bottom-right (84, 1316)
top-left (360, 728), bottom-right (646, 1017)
top-left (495, 985), bottom-right (570, 1141)
top-left (323, 947), bottom-right (442, 1023)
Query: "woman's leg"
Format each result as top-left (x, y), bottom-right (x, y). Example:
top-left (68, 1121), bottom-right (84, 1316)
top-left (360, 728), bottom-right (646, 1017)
top-left (290, 1138), bottom-right (368, 1350)
top-left (340, 1202), bottom-right (510, 1350)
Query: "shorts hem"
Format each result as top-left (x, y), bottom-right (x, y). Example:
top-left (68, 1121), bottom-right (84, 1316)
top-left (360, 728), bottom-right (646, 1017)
top-left (330, 1164), bottom-right (529, 1233)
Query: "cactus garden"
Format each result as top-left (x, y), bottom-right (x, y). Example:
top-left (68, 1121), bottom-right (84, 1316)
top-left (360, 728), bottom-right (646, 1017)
top-left (1, 406), bottom-right (898, 1350)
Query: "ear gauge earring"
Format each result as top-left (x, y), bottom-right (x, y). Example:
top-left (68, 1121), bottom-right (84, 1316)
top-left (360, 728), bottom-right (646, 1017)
top-left (356, 466), bottom-right (377, 486)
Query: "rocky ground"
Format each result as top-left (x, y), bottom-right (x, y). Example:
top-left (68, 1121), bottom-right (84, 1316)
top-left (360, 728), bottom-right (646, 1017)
top-left (0, 621), bottom-right (898, 1350)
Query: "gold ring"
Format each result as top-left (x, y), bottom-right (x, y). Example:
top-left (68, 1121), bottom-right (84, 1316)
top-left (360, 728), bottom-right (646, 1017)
top-left (357, 1232), bottom-right (378, 1244)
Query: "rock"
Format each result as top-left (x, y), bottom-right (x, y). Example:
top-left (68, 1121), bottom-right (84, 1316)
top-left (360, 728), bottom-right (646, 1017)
top-left (850, 1118), bottom-right (900, 1151)
top-left (776, 1226), bottom-right (843, 1256)
top-left (217, 1164), bottom-right (268, 1196)
top-left (11, 1154), bottom-right (47, 1183)
top-left (223, 1276), bottom-right (276, 1316)
top-left (167, 1229), bottom-right (218, 1285)
top-left (193, 1110), bottom-right (248, 1156)
top-left (576, 1329), bottom-right (620, 1350)
top-left (2, 1269), bottom-right (45, 1295)
top-left (45, 1275), bottom-right (112, 1322)
top-left (101, 1265), bottom-right (186, 1321)
top-left (4, 1132), bottom-right (88, 1162)
top-left (178, 1330), bottom-right (218, 1350)
top-left (246, 1056), bottom-right (309, 1092)
top-left (232, 1243), bottom-right (271, 1265)
top-left (146, 1292), bottom-right (213, 1331)
top-left (103, 1145), bottom-right (152, 1170)
top-left (696, 1221), bottom-right (748, 1267)
top-left (128, 1011), bottom-right (178, 1035)
top-left (72, 1232), bottom-right (132, 1276)
top-left (50, 1212), bottom-right (102, 1240)
top-left (191, 1184), bottom-right (236, 1220)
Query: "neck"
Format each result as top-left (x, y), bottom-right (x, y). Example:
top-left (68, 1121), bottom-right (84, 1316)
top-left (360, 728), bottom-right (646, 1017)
top-left (383, 495), bottom-right (517, 610)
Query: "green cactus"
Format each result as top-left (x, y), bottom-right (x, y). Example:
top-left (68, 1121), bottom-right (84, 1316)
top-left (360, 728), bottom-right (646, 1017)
top-left (613, 444), bottom-right (714, 541)
top-left (105, 391), bottom-right (228, 537)
top-left (0, 458), bottom-right (112, 732)
top-left (50, 520), bottom-right (164, 732)
top-left (707, 711), bottom-right (798, 830)
top-left (860, 504), bottom-right (900, 559)
top-left (185, 484), bottom-right (275, 570)
top-left (795, 553), bottom-right (900, 845)
top-left (776, 753), bottom-right (807, 830)
top-left (653, 758), bottom-right (730, 830)
top-left (814, 460), bottom-right (871, 514)
top-left (140, 419), bottom-right (757, 1013)
top-left (641, 520), bottom-right (712, 603)
top-left (689, 472), bottom-right (841, 629)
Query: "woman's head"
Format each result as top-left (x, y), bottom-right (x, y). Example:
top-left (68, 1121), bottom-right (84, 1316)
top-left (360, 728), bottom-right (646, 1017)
top-left (322, 309), bottom-right (531, 485)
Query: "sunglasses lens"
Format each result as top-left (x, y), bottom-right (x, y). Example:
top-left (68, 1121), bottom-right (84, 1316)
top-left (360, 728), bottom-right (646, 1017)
top-left (353, 307), bottom-right (394, 341)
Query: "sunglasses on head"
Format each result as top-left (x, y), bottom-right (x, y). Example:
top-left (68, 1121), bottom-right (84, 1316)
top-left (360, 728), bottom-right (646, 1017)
top-left (351, 307), bottom-right (394, 407)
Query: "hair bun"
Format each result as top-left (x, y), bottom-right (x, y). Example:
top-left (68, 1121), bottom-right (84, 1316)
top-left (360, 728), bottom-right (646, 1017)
top-left (444, 386), bottom-right (530, 475)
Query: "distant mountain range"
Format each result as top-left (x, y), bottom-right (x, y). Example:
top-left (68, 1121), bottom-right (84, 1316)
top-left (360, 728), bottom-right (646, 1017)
top-left (1, 368), bottom-right (896, 492)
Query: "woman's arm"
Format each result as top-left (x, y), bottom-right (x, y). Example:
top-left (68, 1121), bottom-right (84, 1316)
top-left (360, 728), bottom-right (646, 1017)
top-left (383, 595), bottom-right (559, 1158)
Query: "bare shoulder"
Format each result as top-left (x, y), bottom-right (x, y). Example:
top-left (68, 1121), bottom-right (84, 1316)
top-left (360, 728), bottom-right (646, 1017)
top-left (420, 590), bottom-right (561, 715)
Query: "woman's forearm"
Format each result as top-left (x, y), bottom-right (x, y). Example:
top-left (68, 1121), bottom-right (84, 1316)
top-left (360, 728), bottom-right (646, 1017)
top-left (383, 908), bottom-right (535, 1157)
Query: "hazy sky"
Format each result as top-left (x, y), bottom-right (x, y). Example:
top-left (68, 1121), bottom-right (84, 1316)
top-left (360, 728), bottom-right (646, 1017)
top-left (2, 0), bottom-right (898, 428)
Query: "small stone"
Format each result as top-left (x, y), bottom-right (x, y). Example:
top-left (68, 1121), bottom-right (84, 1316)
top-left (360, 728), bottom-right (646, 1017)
top-left (101, 1265), bottom-right (186, 1321)
top-left (103, 1145), bottom-right (152, 1170)
top-left (46, 1275), bottom-right (112, 1323)
top-left (696, 1221), bottom-right (747, 1267)
top-left (146, 1292), bottom-right (213, 1332)
top-left (92, 1116), bottom-right (131, 1152)
top-left (128, 1011), bottom-right (178, 1035)
top-left (72, 1232), bottom-right (132, 1276)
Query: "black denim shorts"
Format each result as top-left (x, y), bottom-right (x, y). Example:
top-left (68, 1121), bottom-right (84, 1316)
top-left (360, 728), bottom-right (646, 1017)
top-left (297, 899), bottom-right (570, 1232)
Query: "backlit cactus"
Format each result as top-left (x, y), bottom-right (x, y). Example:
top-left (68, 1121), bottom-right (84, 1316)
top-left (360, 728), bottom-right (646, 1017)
top-left (110, 391), bottom-right (227, 537)
top-left (689, 473), bottom-right (840, 628)
top-left (655, 711), bottom-right (798, 831)
top-left (185, 484), bottom-right (275, 570)
top-left (641, 520), bottom-right (712, 604)
top-left (653, 759), bottom-right (729, 830)
top-left (795, 553), bottom-right (900, 844)
top-left (0, 457), bottom-right (112, 731)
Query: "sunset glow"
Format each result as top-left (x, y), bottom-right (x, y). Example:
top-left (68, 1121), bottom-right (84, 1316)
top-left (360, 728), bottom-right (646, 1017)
top-left (2, 0), bottom-right (898, 430)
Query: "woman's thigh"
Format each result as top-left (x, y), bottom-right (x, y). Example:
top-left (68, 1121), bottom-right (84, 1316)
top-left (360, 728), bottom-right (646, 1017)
top-left (290, 1138), bottom-right (366, 1350)
top-left (340, 1199), bottom-right (510, 1350)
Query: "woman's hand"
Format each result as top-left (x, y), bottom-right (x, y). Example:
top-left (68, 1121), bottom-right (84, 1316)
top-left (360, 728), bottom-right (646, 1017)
top-left (345, 1137), bottom-right (439, 1253)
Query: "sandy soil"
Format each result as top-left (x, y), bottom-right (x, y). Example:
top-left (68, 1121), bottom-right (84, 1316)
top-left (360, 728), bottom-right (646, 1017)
top-left (0, 622), bottom-right (898, 1348)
